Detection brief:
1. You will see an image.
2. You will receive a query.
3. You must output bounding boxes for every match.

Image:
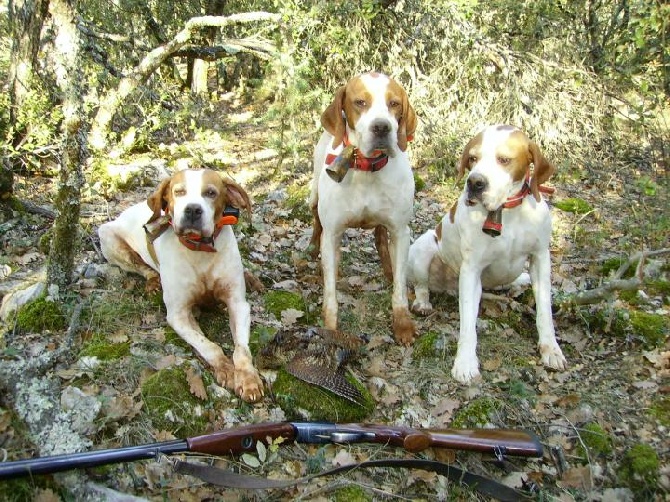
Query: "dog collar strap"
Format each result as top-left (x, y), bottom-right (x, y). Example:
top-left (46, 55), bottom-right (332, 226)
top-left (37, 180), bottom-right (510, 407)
top-left (325, 131), bottom-right (389, 174)
top-left (482, 173), bottom-right (554, 237)
top-left (177, 207), bottom-right (240, 253)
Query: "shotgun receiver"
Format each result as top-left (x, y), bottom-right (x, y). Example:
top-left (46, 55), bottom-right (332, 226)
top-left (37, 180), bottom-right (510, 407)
top-left (0, 421), bottom-right (542, 480)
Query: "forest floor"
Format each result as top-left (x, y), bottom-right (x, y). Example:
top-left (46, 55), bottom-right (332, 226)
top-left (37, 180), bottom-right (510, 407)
top-left (0, 95), bottom-right (668, 501)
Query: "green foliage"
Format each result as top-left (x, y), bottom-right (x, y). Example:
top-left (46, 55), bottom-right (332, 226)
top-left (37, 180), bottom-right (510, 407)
top-left (285, 183), bottom-right (311, 222)
top-left (15, 296), bottom-right (67, 333)
top-left (272, 368), bottom-right (374, 422)
top-left (576, 422), bottom-right (613, 461)
top-left (332, 484), bottom-right (372, 502)
top-left (629, 310), bottom-right (668, 348)
top-left (553, 198), bottom-right (593, 214)
top-left (649, 396), bottom-right (670, 427)
top-left (580, 306), bottom-right (668, 349)
top-left (412, 331), bottom-right (441, 360)
top-left (264, 290), bottom-right (307, 319)
top-left (617, 443), bottom-right (660, 497)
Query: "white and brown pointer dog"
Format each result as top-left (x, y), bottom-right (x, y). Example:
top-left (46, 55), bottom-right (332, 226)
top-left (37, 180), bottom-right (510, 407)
top-left (408, 125), bottom-right (567, 383)
top-left (308, 72), bottom-right (418, 344)
top-left (98, 169), bottom-right (263, 402)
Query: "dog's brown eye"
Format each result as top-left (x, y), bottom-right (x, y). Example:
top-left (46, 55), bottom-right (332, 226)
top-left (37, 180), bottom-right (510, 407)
top-left (174, 188), bottom-right (186, 197)
top-left (204, 188), bottom-right (217, 198)
top-left (468, 155), bottom-right (477, 163)
top-left (389, 100), bottom-right (400, 108)
top-left (498, 156), bottom-right (510, 165)
top-left (354, 99), bottom-right (366, 107)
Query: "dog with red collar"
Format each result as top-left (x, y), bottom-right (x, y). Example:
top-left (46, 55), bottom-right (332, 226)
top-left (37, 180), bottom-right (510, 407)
top-left (408, 125), bottom-right (567, 383)
top-left (98, 169), bottom-right (264, 402)
top-left (308, 72), bottom-right (418, 345)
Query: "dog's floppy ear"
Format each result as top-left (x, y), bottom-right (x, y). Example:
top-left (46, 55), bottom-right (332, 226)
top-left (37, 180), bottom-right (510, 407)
top-left (223, 178), bottom-right (252, 214)
top-left (529, 141), bottom-right (555, 201)
top-left (146, 178), bottom-right (172, 223)
top-left (457, 134), bottom-right (479, 181)
top-left (397, 91), bottom-right (417, 152)
top-left (321, 85), bottom-right (347, 148)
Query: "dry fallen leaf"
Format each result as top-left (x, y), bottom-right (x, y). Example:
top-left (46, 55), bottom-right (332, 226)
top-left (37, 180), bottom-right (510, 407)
top-left (281, 308), bottom-right (304, 326)
top-left (185, 366), bottom-right (208, 400)
top-left (560, 465), bottom-right (593, 491)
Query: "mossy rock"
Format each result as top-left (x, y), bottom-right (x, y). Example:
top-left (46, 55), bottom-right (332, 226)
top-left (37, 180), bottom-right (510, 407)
top-left (451, 397), bottom-right (500, 428)
top-left (272, 368), bottom-right (374, 422)
top-left (141, 367), bottom-right (218, 437)
top-left (629, 310), bottom-right (668, 348)
top-left (617, 443), bottom-right (659, 496)
top-left (649, 396), bottom-right (670, 427)
top-left (79, 334), bottom-right (131, 360)
top-left (332, 484), bottom-right (372, 502)
top-left (576, 422), bottom-right (613, 461)
top-left (553, 197), bottom-right (592, 214)
top-left (15, 296), bottom-right (67, 332)
top-left (264, 290), bottom-right (307, 320)
top-left (412, 331), bottom-right (441, 361)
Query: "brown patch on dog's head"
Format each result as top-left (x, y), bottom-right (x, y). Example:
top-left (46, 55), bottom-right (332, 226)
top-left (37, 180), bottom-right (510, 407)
top-left (386, 77), bottom-right (416, 152)
top-left (321, 84), bottom-right (349, 148)
top-left (146, 177), bottom-right (173, 223)
top-left (528, 141), bottom-right (555, 201)
top-left (457, 131), bottom-right (483, 181)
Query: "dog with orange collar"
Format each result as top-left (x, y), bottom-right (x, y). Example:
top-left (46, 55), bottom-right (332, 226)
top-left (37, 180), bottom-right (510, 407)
top-left (98, 169), bottom-right (264, 402)
top-left (408, 125), bottom-right (567, 383)
top-left (308, 72), bottom-right (418, 345)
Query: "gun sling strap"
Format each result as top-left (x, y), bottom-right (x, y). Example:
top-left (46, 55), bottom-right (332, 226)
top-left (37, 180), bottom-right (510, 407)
top-left (173, 457), bottom-right (534, 501)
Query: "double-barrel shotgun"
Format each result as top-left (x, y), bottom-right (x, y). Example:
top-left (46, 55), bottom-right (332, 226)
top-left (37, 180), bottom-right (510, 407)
top-left (0, 421), bottom-right (543, 481)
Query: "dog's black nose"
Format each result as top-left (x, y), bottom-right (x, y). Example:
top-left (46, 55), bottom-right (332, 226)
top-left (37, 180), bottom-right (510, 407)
top-left (467, 173), bottom-right (488, 194)
top-left (370, 119), bottom-right (391, 137)
top-left (184, 204), bottom-right (203, 224)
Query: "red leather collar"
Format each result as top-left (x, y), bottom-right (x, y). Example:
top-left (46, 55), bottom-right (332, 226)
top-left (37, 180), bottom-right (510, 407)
top-left (482, 172), bottom-right (554, 237)
top-left (176, 212), bottom-right (238, 253)
top-left (325, 132), bottom-right (389, 172)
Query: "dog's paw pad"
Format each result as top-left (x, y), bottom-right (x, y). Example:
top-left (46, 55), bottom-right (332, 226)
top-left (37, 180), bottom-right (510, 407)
top-left (145, 276), bottom-right (162, 293)
top-left (539, 344), bottom-right (567, 370)
top-left (393, 312), bottom-right (416, 345)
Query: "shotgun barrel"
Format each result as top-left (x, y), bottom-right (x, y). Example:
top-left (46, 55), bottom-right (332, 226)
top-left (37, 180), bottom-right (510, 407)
top-left (0, 421), bottom-right (542, 480)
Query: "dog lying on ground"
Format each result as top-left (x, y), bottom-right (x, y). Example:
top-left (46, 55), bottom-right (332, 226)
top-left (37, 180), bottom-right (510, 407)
top-left (308, 72), bottom-right (418, 344)
top-left (408, 125), bottom-right (567, 383)
top-left (98, 169), bottom-right (263, 402)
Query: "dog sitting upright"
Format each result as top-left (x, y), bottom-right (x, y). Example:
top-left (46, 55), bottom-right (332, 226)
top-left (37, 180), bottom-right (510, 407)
top-left (408, 125), bottom-right (567, 383)
top-left (98, 169), bottom-right (263, 402)
top-left (308, 72), bottom-right (418, 344)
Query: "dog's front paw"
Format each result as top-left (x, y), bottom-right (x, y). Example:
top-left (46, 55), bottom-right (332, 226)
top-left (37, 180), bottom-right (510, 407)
top-left (451, 356), bottom-right (481, 384)
top-left (214, 362), bottom-right (236, 390)
top-left (539, 342), bottom-right (567, 371)
top-left (411, 299), bottom-right (434, 316)
top-left (393, 309), bottom-right (416, 345)
top-left (235, 368), bottom-right (264, 403)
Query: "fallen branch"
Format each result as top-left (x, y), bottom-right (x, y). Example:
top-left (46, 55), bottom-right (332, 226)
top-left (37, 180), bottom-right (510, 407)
top-left (564, 248), bottom-right (670, 306)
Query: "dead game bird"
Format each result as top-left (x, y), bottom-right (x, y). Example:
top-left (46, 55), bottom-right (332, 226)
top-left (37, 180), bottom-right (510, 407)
top-left (257, 327), bottom-right (368, 405)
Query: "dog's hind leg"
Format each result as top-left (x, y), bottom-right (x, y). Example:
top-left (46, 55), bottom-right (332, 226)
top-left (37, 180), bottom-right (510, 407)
top-left (98, 223), bottom-right (160, 291)
top-left (374, 225), bottom-right (394, 282)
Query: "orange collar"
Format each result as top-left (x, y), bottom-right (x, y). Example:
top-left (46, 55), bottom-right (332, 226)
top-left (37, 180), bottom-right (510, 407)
top-left (324, 131), bottom-right (390, 173)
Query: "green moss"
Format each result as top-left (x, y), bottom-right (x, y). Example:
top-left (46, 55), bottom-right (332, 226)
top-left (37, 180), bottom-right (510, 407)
top-left (600, 257), bottom-right (635, 278)
top-left (576, 422), bottom-right (613, 461)
top-left (141, 367), bottom-right (216, 437)
top-left (412, 331), bottom-right (441, 360)
top-left (649, 396), bottom-right (670, 427)
top-left (79, 334), bottom-right (131, 360)
top-left (332, 484), bottom-right (372, 502)
top-left (629, 310), bottom-right (668, 348)
top-left (553, 197), bottom-right (592, 214)
top-left (15, 296), bottom-right (67, 332)
top-left (164, 326), bottom-right (191, 350)
top-left (272, 368), bottom-right (374, 422)
top-left (647, 279), bottom-right (670, 298)
top-left (451, 397), bottom-right (500, 428)
top-left (264, 290), bottom-right (307, 320)
top-left (617, 443), bottom-right (659, 496)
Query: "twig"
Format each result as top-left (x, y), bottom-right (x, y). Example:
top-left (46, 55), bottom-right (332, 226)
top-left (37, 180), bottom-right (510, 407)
top-left (564, 248), bottom-right (670, 306)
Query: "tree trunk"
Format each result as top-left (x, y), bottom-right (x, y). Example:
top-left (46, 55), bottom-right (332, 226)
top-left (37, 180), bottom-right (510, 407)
top-left (3, 0), bottom-right (50, 201)
top-left (88, 12), bottom-right (279, 151)
top-left (46, 0), bottom-right (87, 292)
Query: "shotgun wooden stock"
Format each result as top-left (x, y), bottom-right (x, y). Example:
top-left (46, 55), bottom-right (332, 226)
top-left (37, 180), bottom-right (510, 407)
top-left (0, 421), bottom-right (542, 480)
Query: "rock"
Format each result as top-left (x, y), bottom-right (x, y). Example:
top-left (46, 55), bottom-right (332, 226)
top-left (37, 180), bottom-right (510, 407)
top-left (0, 281), bottom-right (46, 321)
